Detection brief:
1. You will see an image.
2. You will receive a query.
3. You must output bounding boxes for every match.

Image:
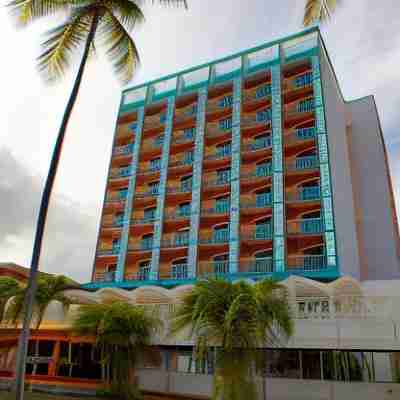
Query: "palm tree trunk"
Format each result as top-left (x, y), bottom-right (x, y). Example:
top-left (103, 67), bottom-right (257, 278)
top-left (13, 13), bottom-right (100, 400)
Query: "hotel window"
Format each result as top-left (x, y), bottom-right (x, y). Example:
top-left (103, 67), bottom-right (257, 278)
top-left (297, 98), bottom-right (314, 113)
top-left (179, 202), bottom-right (191, 217)
top-left (213, 225), bottom-right (229, 243)
top-left (148, 181), bottom-right (159, 195)
top-left (219, 117), bottom-right (232, 131)
top-left (217, 168), bottom-right (230, 184)
top-left (255, 84), bottom-right (271, 99)
top-left (254, 251), bottom-right (273, 272)
top-left (296, 127), bottom-right (315, 140)
top-left (256, 161), bottom-right (271, 177)
top-left (215, 196), bottom-right (230, 213)
top-left (160, 113), bottom-right (167, 124)
top-left (183, 127), bottom-right (195, 140)
top-left (154, 135), bottom-right (164, 147)
top-left (213, 254), bottom-right (229, 273)
top-left (218, 95), bottom-right (233, 108)
top-left (216, 142), bottom-right (231, 157)
top-left (112, 238), bottom-right (121, 252)
top-left (256, 108), bottom-right (271, 122)
top-left (129, 122), bottom-right (137, 132)
top-left (183, 150), bottom-right (194, 165)
top-left (118, 187), bottom-right (128, 199)
top-left (175, 229), bottom-right (190, 247)
top-left (253, 134), bottom-right (271, 150)
top-left (180, 175), bottom-right (192, 192)
top-left (255, 219), bottom-right (272, 240)
top-left (150, 158), bottom-right (161, 171)
top-left (114, 212), bottom-right (124, 226)
top-left (295, 72), bottom-right (312, 88)
top-left (138, 260), bottom-right (150, 280)
top-left (172, 259), bottom-right (188, 280)
top-left (141, 234), bottom-right (153, 250)
top-left (144, 207), bottom-right (156, 222)
top-left (256, 190), bottom-right (272, 207)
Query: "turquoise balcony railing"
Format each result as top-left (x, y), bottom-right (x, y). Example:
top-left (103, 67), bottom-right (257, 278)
top-left (287, 186), bottom-right (320, 202)
top-left (243, 136), bottom-right (272, 152)
top-left (241, 164), bottom-right (272, 181)
top-left (202, 202), bottom-right (230, 215)
top-left (113, 216), bottom-right (124, 227)
top-left (106, 192), bottom-right (127, 203)
top-left (287, 156), bottom-right (318, 172)
top-left (140, 239), bottom-right (154, 251)
top-left (296, 127), bottom-right (316, 140)
top-left (287, 255), bottom-right (327, 271)
top-left (199, 231), bottom-right (229, 245)
top-left (135, 188), bottom-right (159, 198)
top-left (98, 246), bottom-right (120, 256)
top-left (241, 193), bottom-right (272, 209)
top-left (166, 185), bottom-right (192, 194)
top-left (205, 147), bottom-right (232, 161)
top-left (242, 224), bottom-right (273, 241)
top-left (171, 264), bottom-right (189, 280)
top-left (244, 257), bottom-right (273, 273)
top-left (287, 218), bottom-right (323, 235)
top-left (198, 260), bottom-right (229, 276)
top-left (125, 268), bottom-right (150, 281)
top-left (295, 72), bottom-right (313, 88)
top-left (131, 215), bottom-right (156, 225)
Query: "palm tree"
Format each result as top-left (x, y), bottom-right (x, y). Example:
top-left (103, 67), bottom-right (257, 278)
top-left (7, 0), bottom-right (186, 398)
top-left (172, 278), bottom-right (294, 400)
top-left (5, 275), bottom-right (74, 329)
top-left (72, 301), bottom-right (160, 400)
top-left (303, 0), bottom-right (338, 26)
top-left (0, 278), bottom-right (20, 323)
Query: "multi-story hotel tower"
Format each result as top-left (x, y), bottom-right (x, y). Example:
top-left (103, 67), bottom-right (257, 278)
top-left (89, 27), bottom-right (400, 289)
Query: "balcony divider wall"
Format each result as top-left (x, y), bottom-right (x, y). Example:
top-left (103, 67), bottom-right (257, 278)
top-left (271, 48), bottom-right (285, 273)
top-left (228, 74), bottom-right (243, 273)
top-left (150, 96), bottom-right (176, 279)
top-left (115, 106), bottom-right (146, 282)
top-left (187, 85), bottom-right (209, 278)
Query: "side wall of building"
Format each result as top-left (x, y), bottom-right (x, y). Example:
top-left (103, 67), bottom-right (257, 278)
top-left (346, 96), bottom-right (400, 280)
top-left (319, 45), bottom-right (361, 279)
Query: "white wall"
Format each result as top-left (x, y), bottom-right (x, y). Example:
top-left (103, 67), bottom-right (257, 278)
top-left (319, 45), bottom-right (361, 279)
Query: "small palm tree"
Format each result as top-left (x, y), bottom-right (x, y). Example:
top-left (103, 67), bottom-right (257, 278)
top-left (303, 0), bottom-right (338, 26)
top-left (172, 278), bottom-right (293, 400)
top-left (72, 301), bottom-right (160, 400)
top-left (0, 277), bottom-right (20, 323)
top-left (5, 275), bottom-right (75, 329)
top-left (7, 0), bottom-right (186, 398)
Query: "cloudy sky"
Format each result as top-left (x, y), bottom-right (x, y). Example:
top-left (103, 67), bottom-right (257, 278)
top-left (1, 0), bottom-right (400, 282)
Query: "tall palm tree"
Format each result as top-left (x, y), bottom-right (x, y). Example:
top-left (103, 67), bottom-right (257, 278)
top-left (303, 0), bottom-right (338, 26)
top-left (172, 278), bottom-right (294, 400)
top-left (5, 275), bottom-right (75, 329)
top-left (7, 0), bottom-right (186, 398)
top-left (0, 277), bottom-right (20, 324)
top-left (72, 301), bottom-right (160, 400)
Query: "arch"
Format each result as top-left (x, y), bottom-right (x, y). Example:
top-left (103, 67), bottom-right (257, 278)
top-left (281, 275), bottom-right (330, 298)
top-left (250, 184), bottom-right (272, 194)
top-left (295, 147), bottom-right (316, 158)
top-left (299, 209), bottom-right (321, 219)
top-left (328, 276), bottom-right (362, 297)
top-left (295, 177), bottom-right (320, 190)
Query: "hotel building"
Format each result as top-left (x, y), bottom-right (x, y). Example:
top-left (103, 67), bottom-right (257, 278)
top-left (89, 27), bottom-right (400, 289)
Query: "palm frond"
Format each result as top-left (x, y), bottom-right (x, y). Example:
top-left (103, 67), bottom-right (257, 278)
top-left (7, 0), bottom-right (70, 27)
top-left (303, 0), bottom-right (338, 26)
top-left (100, 11), bottom-right (140, 83)
top-left (106, 0), bottom-right (145, 32)
top-left (37, 11), bottom-right (92, 82)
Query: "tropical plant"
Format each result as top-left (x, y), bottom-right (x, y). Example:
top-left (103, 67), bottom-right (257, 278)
top-left (72, 301), bottom-right (160, 400)
top-left (0, 277), bottom-right (20, 323)
top-left (7, 0), bottom-right (186, 398)
top-left (5, 275), bottom-right (74, 329)
top-left (171, 278), bottom-right (294, 400)
top-left (303, 0), bottom-right (339, 26)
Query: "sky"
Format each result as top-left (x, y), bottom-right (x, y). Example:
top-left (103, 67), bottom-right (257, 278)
top-left (1, 0), bottom-right (400, 282)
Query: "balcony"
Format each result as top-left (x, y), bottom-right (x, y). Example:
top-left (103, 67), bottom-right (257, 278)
top-left (285, 127), bottom-right (316, 146)
top-left (241, 109), bottom-right (271, 129)
top-left (242, 224), bottom-right (273, 241)
top-left (285, 98), bottom-right (314, 119)
top-left (175, 103), bottom-right (197, 124)
top-left (170, 263), bottom-right (189, 280)
top-left (207, 94), bottom-right (233, 114)
top-left (164, 208), bottom-right (191, 221)
top-left (128, 240), bottom-right (154, 252)
top-left (131, 215), bottom-right (157, 225)
top-left (283, 71), bottom-right (313, 92)
top-left (287, 255), bottom-right (327, 272)
top-left (166, 183), bottom-right (192, 195)
top-left (243, 83), bottom-right (271, 104)
top-left (135, 187), bottom-right (159, 198)
top-left (168, 155), bottom-right (194, 170)
top-left (241, 193), bottom-right (272, 209)
top-left (201, 203), bottom-right (230, 216)
top-left (125, 267), bottom-right (150, 281)
top-left (243, 136), bottom-right (272, 153)
top-left (287, 186), bottom-right (320, 203)
top-left (202, 174), bottom-right (231, 189)
top-left (199, 230), bottom-right (230, 245)
top-left (198, 260), bottom-right (229, 276)
top-left (113, 143), bottom-right (133, 157)
top-left (144, 112), bottom-right (166, 131)
top-left (287, 218), bottom-right (323, 235)
top-left (106, 191), bottom-right (127, 203)
top-left (204, 148), bottom-right (232, 162)
top-left (97, 246), bottom-right (120, 256)
top-left (103, 215), bottom-right (124, 228)
top-left (241, 257), bottom-right (273, 273)
top-left (173, 128), bottom-right (196, 145)
top-left (241, 163), bottom-right (272, 181)
top-left (141, 136), bottom-right (164, 152)
top-left (161, 233), bottom-right (190, 248)
top-left (137, 164), bottom-right (161, 176)
top-left (206, 121), bottom-right (232, 139)
top-left (109, 166), bottom-right (132, 180)
top-left (93, 271), bottom-right (116, 282)
top-left (286, 156), bottom-right (318, 172)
